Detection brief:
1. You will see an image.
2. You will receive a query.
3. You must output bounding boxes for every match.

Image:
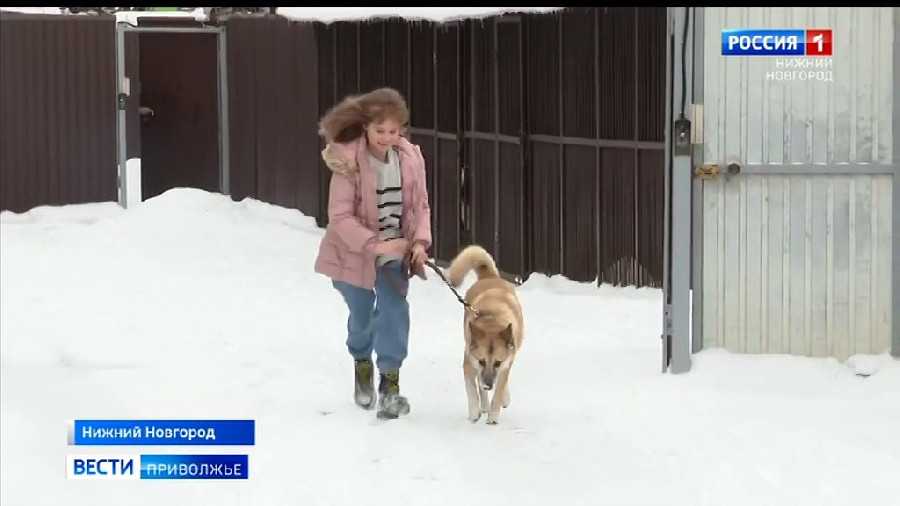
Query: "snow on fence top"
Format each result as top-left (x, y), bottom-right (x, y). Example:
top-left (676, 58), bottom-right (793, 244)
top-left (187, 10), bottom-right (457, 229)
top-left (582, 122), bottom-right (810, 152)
top-left (0, 7), bottom-right (65, 15)
top-left (0, 7), bottom-right (563, 24)
top-left (0, 7), bottom-right (208, 22)
top-left (276, 7), bottom-right (563, 23)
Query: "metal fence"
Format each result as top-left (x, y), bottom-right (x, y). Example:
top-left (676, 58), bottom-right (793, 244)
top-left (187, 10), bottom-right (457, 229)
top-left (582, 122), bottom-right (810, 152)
top-left (0, 13), bottom-right (323, 219)
top-left (0, 9), bottom-right (666, 288)
top-left (225, 16), bottom-right (321, 219)
top-left (0, 13), bottom-right (118, 213)
top-left (315, 7), bottom-right (667, 287)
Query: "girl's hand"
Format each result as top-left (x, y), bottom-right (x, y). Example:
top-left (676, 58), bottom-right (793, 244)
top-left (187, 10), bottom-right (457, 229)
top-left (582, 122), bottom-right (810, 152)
top-left (409, 243), bottom-right (427, 268)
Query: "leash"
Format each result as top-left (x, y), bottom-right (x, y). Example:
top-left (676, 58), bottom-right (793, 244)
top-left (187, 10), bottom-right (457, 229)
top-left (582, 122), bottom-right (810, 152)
top-left (379, 257), bottom-right (480, 318)
top-left (423, 260), bottom-right (480, 317)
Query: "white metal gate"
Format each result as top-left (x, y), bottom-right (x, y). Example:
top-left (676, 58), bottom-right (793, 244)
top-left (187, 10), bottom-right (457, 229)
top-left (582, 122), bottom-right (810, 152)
top-left (691, 7), bottom-right (897, 361)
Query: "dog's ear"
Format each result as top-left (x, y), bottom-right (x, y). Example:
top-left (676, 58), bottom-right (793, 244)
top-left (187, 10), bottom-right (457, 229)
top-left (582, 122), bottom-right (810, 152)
top-left (503, 323), bottom-right (514, 347)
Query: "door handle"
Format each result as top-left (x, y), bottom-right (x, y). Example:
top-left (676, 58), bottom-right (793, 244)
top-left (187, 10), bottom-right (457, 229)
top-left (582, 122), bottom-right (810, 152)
top-left (139, 106), bottom-right (154, 124)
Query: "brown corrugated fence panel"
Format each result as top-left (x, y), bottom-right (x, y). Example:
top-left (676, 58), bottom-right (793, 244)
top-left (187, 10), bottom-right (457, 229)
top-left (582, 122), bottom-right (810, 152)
top-left (495, 20), bottom-right (524, 276)
top-left (496, 21), bottom-right (521, 138)
top-left (559, 9), bottom-right (597, 282)
top-left (290, 23), bottom-right (325, 218)
top-left (470, 20), bottom-right (495, 134)
top-left (598, 148), bottom-right (637, 286)
top-left (273, 20), bottom-right (298, 211)
top-left (597, 8), bottom-right (636, 141)
top-left (225, 17), bottom-right (257, 203)
top-left (285, 18), bottom-right (320, 219)
top-left (435, 25), bottom-right (459, 137)
top-left (637, 149), bottom-right (665, 286)
top-left (523, 14), bottom-right (559, 136)
top-left (467, 21), bottom-right (493, 256)
top-left (524, 14), bottom-right (561, 276)
top-left (561, 9), bottom-right (595, 139)
top-left (288, 21), bottom-right (318, 216)
top-left (409, 24), bottom-right (434, 127)
top-left (529, 142), bottom-right (562, 275)
top-left (434, 25), bottom-right (461, 261)
top-left (635, 8), bottom-right (667, 288)
top-left (469, 139), bottom-right (495, 254)
top-left (408, 23), bottom-right (439, 255)
top-left (225, 16), bottom-right (320, 219)
top-left (252, 18), bottom-right (282, 208)
top-left (595, 6), bottom-right (639, 285)
top-left (383, 20), bottom-right (411, 99)
top-left (563, 145), bottom-right (598, 283)
top-left (358, 22), bottom-right (386, 93)
top-left (637, 8), bottom-right (666, 143)
top-left (334, 22), bottom-right (358, 101)
top-left (315, 22), bottom-right (335, 225)
top-left (0, 14), bottom-right (117, 213)
top-left (498, 142), bottom-right (524, 276)
top-left (437, 138), bottom-right (460, 260)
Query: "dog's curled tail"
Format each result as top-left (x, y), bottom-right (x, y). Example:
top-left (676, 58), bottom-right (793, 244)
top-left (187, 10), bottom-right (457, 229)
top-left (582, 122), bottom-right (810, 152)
top-left (446, 245), bottom-right (500, 287)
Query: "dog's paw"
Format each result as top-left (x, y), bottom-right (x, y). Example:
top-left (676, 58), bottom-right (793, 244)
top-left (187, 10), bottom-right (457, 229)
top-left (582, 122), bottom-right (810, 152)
top-left (468, 411), bottom-right (482, 423)
top-left (486, 418), bottom-right (498, 425)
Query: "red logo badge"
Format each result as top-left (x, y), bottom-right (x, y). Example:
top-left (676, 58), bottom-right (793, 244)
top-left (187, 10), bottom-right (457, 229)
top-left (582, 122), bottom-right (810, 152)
top-left (806, 29), bottom-right (832, 57)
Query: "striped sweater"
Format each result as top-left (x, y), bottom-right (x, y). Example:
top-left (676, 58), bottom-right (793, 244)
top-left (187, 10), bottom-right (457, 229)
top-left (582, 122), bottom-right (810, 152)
top-left (370, 148), bottom-right (404, 266)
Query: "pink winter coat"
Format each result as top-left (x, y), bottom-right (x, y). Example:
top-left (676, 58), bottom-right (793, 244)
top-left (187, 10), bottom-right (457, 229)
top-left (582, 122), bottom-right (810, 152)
top-left (313, 135), bottom-right (433, 290)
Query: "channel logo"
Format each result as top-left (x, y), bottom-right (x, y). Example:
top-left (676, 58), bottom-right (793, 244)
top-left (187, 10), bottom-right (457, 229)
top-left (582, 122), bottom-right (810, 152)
top-left (66, 454), bottom-right (249, 480)
top-left (722, 29), bottom-right (832, 57)
top-left (67, 455), bottom-right (138, 480)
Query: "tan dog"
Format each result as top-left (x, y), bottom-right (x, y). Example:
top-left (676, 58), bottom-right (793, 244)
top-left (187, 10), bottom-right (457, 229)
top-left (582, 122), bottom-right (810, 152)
top-left (446, 245), bottom-right (524, 425)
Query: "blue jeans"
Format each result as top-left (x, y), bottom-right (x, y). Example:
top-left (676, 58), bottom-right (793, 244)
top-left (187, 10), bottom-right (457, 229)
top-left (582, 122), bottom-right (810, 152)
top-left (332, 260), bottom-right (410, 374)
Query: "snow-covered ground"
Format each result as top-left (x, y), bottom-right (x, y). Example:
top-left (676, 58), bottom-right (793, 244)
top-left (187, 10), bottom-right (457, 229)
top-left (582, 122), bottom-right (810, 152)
top-left (1, 188), bottom-right (897, 506)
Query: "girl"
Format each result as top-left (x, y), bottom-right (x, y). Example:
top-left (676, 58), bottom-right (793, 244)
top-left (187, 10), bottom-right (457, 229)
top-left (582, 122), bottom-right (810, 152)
top-left (314, 87), bottom-right (433, 420)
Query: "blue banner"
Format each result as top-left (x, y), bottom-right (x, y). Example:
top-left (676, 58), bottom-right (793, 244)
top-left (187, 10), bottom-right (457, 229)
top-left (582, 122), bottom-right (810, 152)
top-left (140, 454), bottom-right (249, 480)
top-left (721, 29), bottom-right (807, 56)
top-left (69, 419), bottom-right (255, 446)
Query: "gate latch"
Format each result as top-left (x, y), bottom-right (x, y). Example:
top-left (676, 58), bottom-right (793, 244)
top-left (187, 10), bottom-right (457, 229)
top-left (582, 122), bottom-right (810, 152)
top-left (693, 164), bottom-right (719, 180)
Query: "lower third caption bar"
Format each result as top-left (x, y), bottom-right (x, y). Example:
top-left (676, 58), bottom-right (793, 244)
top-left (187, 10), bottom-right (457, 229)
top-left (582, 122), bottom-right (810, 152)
top-left (66, 454), bottom-right (249, 480)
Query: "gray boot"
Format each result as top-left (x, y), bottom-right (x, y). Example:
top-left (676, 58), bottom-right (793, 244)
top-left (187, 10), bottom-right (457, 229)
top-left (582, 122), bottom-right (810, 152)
top-left (353, 359), bottom-right (375, 410)
top-left (376, 371), bottom-right (410, 420)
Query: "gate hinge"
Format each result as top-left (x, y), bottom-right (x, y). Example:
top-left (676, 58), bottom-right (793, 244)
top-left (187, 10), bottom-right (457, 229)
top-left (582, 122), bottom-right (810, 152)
top-left (693, 164), bottom-right (719, 180)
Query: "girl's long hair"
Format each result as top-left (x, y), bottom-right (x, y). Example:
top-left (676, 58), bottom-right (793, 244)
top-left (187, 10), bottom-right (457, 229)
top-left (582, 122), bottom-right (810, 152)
top-left (318, 87), bottom-right (410, 144)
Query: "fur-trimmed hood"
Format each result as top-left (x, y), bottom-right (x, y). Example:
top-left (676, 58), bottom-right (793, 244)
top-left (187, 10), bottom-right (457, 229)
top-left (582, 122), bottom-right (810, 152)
top-left (321, 135), bottom-right (421, 175)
